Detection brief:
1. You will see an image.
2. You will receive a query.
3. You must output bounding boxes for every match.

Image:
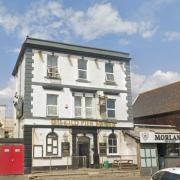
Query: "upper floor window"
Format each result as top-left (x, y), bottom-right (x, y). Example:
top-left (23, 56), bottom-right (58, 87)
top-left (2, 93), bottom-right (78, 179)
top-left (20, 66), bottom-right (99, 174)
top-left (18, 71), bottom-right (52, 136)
top-left (105, 63), bottom-right (114, 82)
top-left (74, 96), bottom-right (93, 118)
top-left (74, 96), bottom-right (82, 118)
top-left (108, 133), bottom-right (117, 154)
top-left (78, 59), bottom-right (87, 79)
top-left (85, 97), bottom-right (93, 118)
top-left (106, 99), bottom-right (115, 119)
top-left (47, 94), bottom-right (58, 116)
top-left (46, 132), bottom-right (58, 156)
top-left (47, 55), bottom-right (60, 78)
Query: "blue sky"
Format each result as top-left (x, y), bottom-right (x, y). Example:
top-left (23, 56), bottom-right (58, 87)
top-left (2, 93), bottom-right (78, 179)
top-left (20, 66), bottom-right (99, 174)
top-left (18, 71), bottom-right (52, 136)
top-left (0, 0), bottom-right (180, 116)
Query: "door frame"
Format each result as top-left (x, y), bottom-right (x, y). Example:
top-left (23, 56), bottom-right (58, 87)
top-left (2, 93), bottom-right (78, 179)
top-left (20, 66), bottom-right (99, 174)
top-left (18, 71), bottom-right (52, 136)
top-left (77, 136), bottom-right (90, 167)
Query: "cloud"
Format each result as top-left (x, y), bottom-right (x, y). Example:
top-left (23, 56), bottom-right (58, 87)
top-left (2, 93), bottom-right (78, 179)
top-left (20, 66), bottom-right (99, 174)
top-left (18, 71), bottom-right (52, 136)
top-left (119, 39), bottom-right (130, 45)
top-left (7, 48), bottom-right (20, 54)
top-left (0, 1), bottom-right (156, 41)
top-left (69, 3), bottom-right (156, 40)
top-left (0, 2), bottom-right (19, 32)
top-left (0, 78), bottom-right (15, 99)
top-left (131, 70), bottom-right (180, 101)
top-left (135, 0), bottom-right (176, 22)
top-left (164, 31), bottom-right (180, 41)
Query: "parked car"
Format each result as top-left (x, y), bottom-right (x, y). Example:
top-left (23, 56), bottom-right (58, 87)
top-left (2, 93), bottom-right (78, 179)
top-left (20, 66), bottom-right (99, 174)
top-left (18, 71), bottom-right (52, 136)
top-left (151, 168), bottom-right (180, 180)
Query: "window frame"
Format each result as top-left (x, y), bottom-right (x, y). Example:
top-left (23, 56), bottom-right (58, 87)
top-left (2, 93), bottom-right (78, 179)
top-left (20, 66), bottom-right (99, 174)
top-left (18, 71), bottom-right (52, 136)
top-left (85, 97), bottom-right (93, 118)
top-left (46, 94), bottom-right (58, 117)
top-left (108, 133), bottom-right (117, 154)
top-left (78, 58), bottom-right (87, 80)
top-left (47, 54), bottom-right (59, 78)
top-left (105, 63), bottom-right (114, 82)
top-left (140, 148), bottom-right (157, 168)
top-left (74, 96), bottom-right (82, 118)
top-left (106, 98), bottom-right (116, 119)
top-left (46, 132), bottom-right (58, 156)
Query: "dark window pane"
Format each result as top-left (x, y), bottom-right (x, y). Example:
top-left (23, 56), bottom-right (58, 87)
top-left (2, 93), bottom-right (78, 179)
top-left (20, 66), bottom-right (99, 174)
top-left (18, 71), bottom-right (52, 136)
top-left (47, 55), bottom-right (57, 67)
top-left (108, 110), bottom-right (115, 118)
top-left (109, 147), bottom-right (113, 153)
top-left (75, 96), bottom-right (82, 106)
top-left (78, 59), bottom-right (87, 70)
top-left (113, 147), bottom-right (117, 153)
top-left (105, 63), bottom-right (113, 73)
top-left (107, 99), bottom-right (115, 109)
top-left (113, 139), bottom-right (117, 145)
top-left (79, 70), bottom-right (87, 79)
top-left (47, 95), bottom-right (57, 105)
top-left (108, 139), bottom-right (112, 145)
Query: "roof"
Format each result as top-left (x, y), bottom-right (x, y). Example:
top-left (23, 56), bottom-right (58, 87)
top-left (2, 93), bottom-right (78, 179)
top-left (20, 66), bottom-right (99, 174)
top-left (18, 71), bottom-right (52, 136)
top-left (12, 37), bottom-right (130, 76)
top-left (133, 81), bottom-right (180, 118)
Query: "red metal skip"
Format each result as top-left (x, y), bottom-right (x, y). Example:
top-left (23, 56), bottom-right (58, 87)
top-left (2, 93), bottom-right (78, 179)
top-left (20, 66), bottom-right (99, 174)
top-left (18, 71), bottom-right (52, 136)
top-left (0, 145), bottom-right (24, 175)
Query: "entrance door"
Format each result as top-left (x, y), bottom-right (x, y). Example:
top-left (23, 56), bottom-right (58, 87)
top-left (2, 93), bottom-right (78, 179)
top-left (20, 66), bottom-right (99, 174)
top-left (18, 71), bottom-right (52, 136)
top-left (0, 145), bottom-right (24, 175)
top-left (78, 136), bottom-right (90, 168)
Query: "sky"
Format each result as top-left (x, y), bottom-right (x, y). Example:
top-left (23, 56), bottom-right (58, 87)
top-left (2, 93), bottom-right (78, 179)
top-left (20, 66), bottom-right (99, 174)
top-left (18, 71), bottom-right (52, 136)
top-left (0, 0), bottom-right (180, 117)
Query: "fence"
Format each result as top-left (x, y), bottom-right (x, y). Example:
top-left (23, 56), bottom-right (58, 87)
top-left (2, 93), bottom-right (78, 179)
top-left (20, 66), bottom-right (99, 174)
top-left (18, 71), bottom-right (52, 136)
top-left (72, 156), bottom-right (87, 169)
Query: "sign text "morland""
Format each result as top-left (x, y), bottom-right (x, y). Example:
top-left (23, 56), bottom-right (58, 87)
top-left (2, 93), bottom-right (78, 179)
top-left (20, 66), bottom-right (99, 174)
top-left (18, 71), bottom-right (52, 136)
top-left (140, 132), bottom-right (180, 143)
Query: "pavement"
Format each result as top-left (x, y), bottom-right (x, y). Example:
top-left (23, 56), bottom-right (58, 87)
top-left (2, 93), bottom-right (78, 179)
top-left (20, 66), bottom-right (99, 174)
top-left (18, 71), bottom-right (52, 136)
top-left (0, 175), bottom-right (150, 180)
top-left (0, 169), bottom-right (151, 180)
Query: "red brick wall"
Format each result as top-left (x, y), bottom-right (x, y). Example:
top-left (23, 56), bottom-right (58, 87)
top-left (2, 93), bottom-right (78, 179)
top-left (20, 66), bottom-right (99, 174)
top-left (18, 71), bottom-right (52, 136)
top-left (134, 112), bottom-right (180, 130)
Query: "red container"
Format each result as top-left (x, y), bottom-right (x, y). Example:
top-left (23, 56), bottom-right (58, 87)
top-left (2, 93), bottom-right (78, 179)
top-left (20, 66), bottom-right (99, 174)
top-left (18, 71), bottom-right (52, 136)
top-left (0, 145), bottom-right (24, 175)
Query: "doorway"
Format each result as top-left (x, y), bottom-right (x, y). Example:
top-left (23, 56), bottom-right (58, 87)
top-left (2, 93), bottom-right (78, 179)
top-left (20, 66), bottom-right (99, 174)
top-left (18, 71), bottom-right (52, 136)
top-left (78, 136), bottom-right (90, 168)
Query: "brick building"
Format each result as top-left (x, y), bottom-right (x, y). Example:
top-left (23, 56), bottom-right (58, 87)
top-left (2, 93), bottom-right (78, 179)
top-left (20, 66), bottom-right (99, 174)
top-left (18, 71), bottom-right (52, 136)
top-left (133, 81), bottom-right (180, 129)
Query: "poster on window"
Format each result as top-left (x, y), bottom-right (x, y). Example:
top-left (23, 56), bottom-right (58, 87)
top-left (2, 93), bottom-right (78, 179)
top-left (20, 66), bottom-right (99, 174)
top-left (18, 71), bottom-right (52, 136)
top-left (34, 145), bottom-right (43, 158)
top-left (99, 143), bottom-right (107, 156)
top-left (62, 142), bottom-right (70, 156)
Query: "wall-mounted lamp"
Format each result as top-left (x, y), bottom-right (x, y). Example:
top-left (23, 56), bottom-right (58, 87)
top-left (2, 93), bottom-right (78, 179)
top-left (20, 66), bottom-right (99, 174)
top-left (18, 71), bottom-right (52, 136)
top-left (65, 104), bottom-right (68, 109)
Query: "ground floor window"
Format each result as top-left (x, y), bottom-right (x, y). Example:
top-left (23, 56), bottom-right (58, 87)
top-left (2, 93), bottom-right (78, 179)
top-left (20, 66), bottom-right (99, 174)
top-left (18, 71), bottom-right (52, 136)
top-left (140, 148), bottom-right (157, 167)
top-left (166, 144), bottom-right (180, 157)
top-left (108, 133), bottom-right (117, 154)
top-left (46, 132), bottom-right (58, 156)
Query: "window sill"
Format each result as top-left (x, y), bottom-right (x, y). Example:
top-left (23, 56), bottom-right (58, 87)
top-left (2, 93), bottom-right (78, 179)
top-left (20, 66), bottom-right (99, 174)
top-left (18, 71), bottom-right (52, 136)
top-left (45, 76), bottom-right (61, 80)
top-left (47, 115), bottom-right (59, 119)
top-left (104, 81), bottom-right (117, 86)
top-left (76, 79), bottom-right (91, 83)
top-left (107, 155), bottom-right (120, 157)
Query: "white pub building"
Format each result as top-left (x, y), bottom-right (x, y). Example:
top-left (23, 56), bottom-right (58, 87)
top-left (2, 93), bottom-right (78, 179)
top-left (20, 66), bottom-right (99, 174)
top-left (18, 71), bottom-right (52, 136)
top-left (12, 37), bottom-right (135, 173)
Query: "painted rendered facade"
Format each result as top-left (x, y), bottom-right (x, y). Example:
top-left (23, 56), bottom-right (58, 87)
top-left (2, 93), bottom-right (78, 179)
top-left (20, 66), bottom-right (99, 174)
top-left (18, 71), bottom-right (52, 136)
top-left (13, 37), bottom-right (135, 173)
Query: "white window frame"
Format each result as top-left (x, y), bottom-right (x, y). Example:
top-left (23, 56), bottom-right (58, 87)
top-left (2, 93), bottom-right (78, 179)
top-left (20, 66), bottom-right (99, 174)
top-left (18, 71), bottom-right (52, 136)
top-left (108, 133), bottom-right (117, 155)
top-left (78, 58), bottom-right (87, 80)
top-left (106, 98), bottom-right (116, 119)
top-left (74, 96), bottom-right (82, 118)
top-left (105, 63), bottom-right (114, 82)
top-left (46, 132), bottom-right (58, 156)
top-left (74, 94), bottom-right (94, 118)
top-left (47, 55), bottom-right (60, 78)
top-left (47, 94), bottom-right (58, 117)
top-left (85, 97), bottom-right (93, 118)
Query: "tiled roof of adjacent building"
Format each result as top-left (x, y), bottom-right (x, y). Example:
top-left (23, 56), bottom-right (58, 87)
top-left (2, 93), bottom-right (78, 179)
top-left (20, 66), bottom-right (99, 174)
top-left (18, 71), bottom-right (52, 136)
top-left (12, 37), bottom-right (130, 76)
top-left (133, 81), bottom-right (180, 118)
